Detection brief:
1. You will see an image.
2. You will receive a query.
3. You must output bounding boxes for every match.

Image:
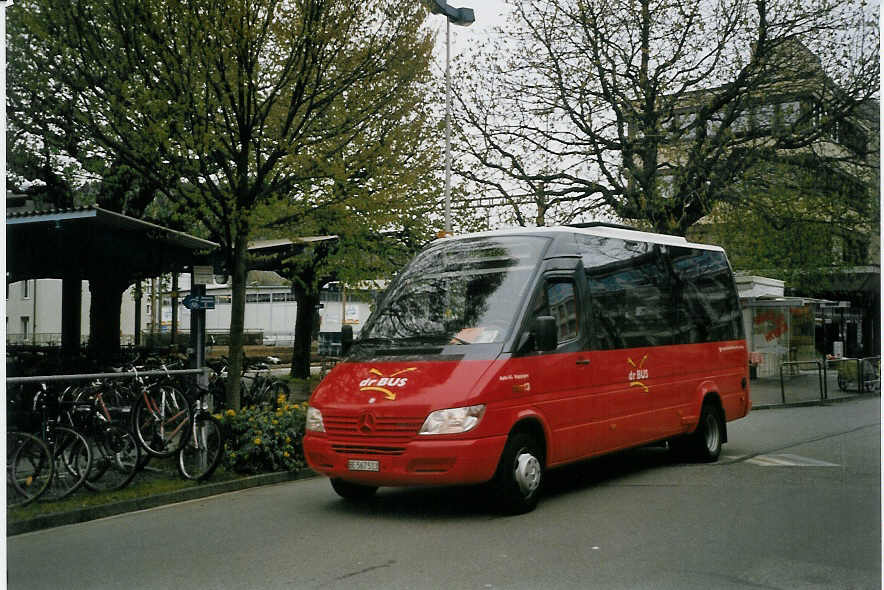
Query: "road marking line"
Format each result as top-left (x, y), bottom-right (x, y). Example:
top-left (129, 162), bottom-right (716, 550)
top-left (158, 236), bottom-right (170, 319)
top-left (746, 453), bottom-right (839, 467)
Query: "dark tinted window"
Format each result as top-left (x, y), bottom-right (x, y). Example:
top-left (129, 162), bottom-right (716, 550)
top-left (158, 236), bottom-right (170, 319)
top-left (670, 247), bottom-right (742, 343)
top-left (360, 236), bottom-right (547, 346)
top-left (531, 280), bottom-right (579, 345)
top-left (580, 236), bottom-right (677, 349)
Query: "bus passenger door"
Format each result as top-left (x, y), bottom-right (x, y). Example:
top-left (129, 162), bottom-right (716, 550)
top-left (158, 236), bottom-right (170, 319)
top-left (514, 273), bottom-right (595, 465)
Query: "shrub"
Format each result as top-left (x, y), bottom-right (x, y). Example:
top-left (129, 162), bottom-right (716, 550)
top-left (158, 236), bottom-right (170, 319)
top-left (217, 395), bottom-right (308, 474)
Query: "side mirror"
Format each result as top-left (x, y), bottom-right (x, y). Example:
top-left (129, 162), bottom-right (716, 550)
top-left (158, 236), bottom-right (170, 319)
top-left (341, 325), bottom-right (354, 357)
top-left (532, 316), bottom-right (558, 352)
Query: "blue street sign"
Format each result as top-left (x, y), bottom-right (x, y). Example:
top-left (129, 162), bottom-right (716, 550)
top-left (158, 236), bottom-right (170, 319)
top-left (182, 294), bottom-right (216, 310)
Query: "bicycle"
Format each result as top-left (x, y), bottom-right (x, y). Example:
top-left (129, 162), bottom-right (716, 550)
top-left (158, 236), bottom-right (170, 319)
top-left (241, 359), bottom-right (290, 408)
top-left (7, 431), bottom-right (54, 507)
top-left (31, 384), bottom-right (93, 501)
top-left (130, 366), bottom-right (193, 458)
top-left (177, 386), bottom-right (224, 481)
top-left (128, 364), bottom-right (224, 480)
top-left (60, 382), bottom-right (142, 492)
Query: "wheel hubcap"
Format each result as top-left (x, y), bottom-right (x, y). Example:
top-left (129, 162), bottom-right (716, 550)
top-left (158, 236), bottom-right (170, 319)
top-left (514, 450), bottom-right (541, 497)
top-left (704, 414), bottom-right (720, 452)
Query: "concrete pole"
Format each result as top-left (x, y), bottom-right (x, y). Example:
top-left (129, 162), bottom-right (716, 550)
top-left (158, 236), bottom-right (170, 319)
top-left (444, 18), bottom-right (452, 235)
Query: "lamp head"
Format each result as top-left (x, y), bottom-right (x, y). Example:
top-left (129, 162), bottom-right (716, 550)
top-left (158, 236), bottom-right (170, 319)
top-left (423, 0), bottom-right (475, 26)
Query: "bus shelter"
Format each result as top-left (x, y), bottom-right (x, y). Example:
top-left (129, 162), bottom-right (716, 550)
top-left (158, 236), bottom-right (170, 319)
top-left (6, 204), bottom-right (218, 363)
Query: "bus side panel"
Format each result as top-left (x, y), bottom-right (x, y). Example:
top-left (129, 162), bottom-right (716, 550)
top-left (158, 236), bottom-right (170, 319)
top-left (585, 346), bottom-right (686, 454)
top-left (682, 340), bottom-right (751, 428)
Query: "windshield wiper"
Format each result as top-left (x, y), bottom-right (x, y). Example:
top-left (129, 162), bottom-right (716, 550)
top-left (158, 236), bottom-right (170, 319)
top-left (398, 334), bottom-right (468, 346)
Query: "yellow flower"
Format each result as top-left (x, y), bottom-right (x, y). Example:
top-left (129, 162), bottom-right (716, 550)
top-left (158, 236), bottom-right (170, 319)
top-left (285, 436), bottom-right (291, 443)
top-left (254, 437), bottom-right (262, 445)
top-left (283, 451), bottom-right (290, 458)
top-left (272, 419), bottom-right (278, 425)
top-left (226, 409), bottom-right (236, 417)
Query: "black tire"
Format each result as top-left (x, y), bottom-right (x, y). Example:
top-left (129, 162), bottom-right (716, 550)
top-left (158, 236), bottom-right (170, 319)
top-left (330, 478), bottom-right (378, 501)
top-left (177, 414), bottom-right (224, 481)
top-left (133, 385), bottom-right (192, 457)
top-left (84, 423), bottom-right (142, 492)
top-left (8, 432), bottom-right (54, 507)
top-left (43, 426), bottom-right (92, 502)
top-left (676, 402), bottom-right (724, 462)
top-left (492, 432), bottom-right (544, 515)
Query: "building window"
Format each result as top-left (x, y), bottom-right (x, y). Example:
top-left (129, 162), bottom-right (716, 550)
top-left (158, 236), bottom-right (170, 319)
top-left (779, 101), bottom-right (801, 124)
top-left (21, 316), bottom-right (30, 337)
top-left (754, 104), bottom-right (775, 132)
top-left (22, 280), bottom-right (30, 300)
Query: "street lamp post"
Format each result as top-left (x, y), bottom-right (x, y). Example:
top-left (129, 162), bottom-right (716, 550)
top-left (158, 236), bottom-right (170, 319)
top-left (423, 1), bottom-right (474, 235)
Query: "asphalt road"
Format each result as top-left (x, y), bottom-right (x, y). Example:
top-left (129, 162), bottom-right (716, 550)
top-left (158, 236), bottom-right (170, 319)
top-left (7, 398), bottom-right (881, 590)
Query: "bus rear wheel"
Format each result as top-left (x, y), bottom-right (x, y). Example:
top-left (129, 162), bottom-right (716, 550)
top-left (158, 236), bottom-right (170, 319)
top-left (330, 478), bottom-right (378, 501)
top-left (674, 402), bottom-right (723, 462)
top-left (493, 432), bottom-right (544, 515)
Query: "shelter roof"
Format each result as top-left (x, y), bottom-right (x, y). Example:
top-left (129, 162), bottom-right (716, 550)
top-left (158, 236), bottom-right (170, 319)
top-left (6, 204), bottom-right (218, 282)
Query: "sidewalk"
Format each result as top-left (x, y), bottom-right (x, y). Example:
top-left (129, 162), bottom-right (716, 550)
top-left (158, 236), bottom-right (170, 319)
top-left (750, 372), bottom-right (879, 409)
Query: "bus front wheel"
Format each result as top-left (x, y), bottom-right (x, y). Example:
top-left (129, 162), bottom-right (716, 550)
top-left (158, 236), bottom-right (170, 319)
top-left (493, 432), bottom-right (544, 515)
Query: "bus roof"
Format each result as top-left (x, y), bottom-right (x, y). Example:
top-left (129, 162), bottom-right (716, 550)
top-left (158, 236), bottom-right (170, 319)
top-left (434, 226), bottom-right (725, 252)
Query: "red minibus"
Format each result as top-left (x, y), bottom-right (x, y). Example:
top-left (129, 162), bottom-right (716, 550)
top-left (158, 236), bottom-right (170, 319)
top-left (303, 226), bottom-right (750, 513)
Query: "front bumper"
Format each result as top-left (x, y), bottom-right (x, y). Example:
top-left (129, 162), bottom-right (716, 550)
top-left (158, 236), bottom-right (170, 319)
top-left (303, 433), bottom-right (507, 487)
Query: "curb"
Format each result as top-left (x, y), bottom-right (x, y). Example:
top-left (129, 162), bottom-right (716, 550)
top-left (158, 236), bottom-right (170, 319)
top-left (8, 469), bottom-right (319, 536)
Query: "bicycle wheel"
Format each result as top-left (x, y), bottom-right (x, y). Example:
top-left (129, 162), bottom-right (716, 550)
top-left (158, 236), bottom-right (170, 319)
top-left (8, 432), bottom-right (54, 507)
top-left (133, 385), bottom-right (192, 457)
top-left (84, 423), bottom-right (142, 492)
top-left (43, 426), bottom-right (92, 502)
top-left (177, 414), bottom-right (223, 481)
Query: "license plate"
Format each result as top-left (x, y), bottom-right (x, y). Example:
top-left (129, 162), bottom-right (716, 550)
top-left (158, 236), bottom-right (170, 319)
top-left (347, 459), bottom-right (379, 472)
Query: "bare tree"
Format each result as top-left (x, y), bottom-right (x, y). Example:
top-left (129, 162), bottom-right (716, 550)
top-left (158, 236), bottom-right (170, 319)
top-left (454, 0), bottom-right (879, 234)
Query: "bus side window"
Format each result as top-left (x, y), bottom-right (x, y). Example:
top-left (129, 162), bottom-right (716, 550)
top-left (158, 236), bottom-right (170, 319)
top-left (531, 280), bottom-right (579, 346)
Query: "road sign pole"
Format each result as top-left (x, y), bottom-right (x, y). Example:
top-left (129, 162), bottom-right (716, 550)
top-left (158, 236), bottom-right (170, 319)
top-left (189, 273), bottom-right (208, 389)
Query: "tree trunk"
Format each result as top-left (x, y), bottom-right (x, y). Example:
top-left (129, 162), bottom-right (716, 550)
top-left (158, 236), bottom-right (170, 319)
top-left (290, 285), bottom-right (319, 379)
top-left (226, 231), bottom-right (249, 411)
top-left (88, 275), bottom-right (130, 363)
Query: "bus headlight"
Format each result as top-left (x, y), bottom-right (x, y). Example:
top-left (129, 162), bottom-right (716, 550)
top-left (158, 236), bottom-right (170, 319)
top-left (306, 407), bottom-right (325, 432)
top-left (419, 405), bottom-right (485, 435)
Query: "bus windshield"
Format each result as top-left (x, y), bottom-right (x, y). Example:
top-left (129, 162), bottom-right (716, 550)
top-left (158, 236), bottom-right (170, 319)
top-left (360, 236), bottom-right (548, 346)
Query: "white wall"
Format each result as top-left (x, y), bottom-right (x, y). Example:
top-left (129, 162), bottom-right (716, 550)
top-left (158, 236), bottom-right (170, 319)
top-left (6, 279), bottom-right (151, 343)
top-left (6, 277), bottom-right (374, 346)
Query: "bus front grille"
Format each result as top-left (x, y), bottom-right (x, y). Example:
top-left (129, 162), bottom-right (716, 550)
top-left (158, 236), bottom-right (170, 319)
top-left (331, 444), bottom-right (406, 456)
top-left (324, 414), bottom-right (424, 438)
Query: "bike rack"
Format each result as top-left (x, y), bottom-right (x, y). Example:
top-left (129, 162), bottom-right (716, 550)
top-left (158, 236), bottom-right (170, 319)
top-left (779, 360), bottom-right (824, 404)
top-left (7, 368), bottom-right (208, 385)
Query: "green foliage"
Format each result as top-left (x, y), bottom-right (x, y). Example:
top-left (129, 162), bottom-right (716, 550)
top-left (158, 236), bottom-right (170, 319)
top-left (9, 0), bottom-right (443, 407)
top-left (692, 154), bottom-right (878, 291)
top-left (217, 396), bottom-right (308, 474)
